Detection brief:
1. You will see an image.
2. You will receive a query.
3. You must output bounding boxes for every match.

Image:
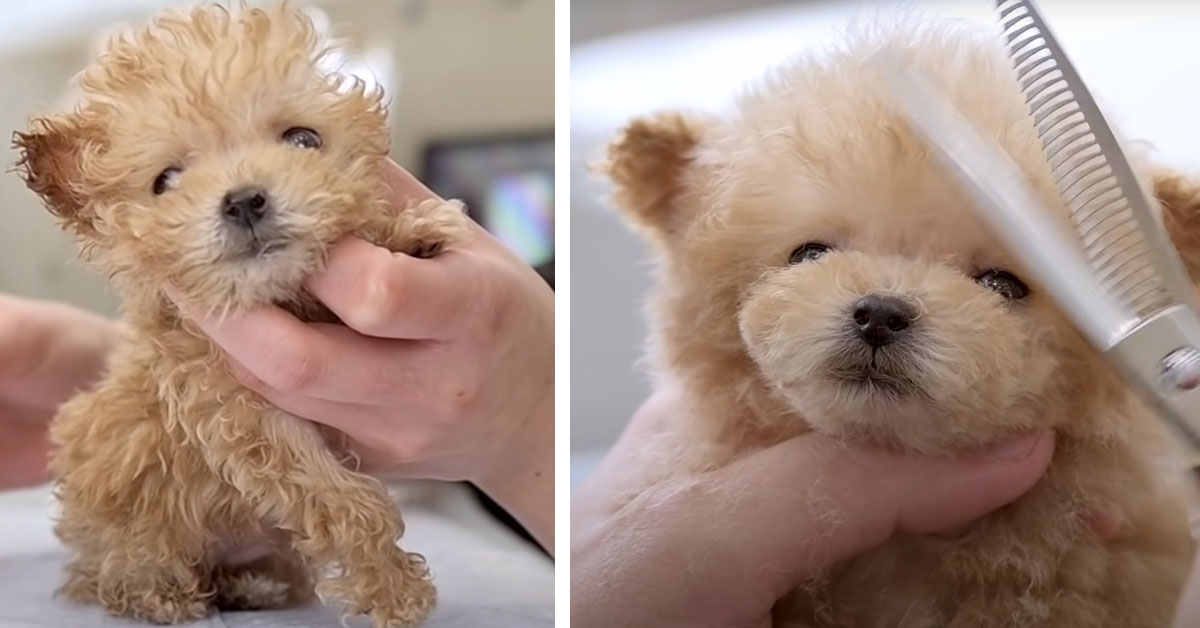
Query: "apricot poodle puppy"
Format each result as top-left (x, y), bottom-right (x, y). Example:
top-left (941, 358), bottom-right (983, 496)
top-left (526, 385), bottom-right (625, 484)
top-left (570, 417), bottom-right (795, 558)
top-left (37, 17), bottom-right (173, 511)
top-left (606, 22), bottom-right (1198, 628)
top-left (13, 3), bottom-right (468, 626)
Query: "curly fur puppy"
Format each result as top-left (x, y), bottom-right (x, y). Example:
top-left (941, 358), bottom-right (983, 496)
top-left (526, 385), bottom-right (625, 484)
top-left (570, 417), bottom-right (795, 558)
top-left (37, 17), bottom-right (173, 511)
top-left (606, 22), bottom-right (1198, 628)
top-left (13, 3), bottom-right (468, 626)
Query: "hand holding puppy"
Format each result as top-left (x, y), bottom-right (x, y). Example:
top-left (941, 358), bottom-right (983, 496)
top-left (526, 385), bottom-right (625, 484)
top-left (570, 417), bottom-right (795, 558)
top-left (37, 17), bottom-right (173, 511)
top-left (171, 160), bottom-right (555, 551)
top-left (1177, 549), bottom-right (1200, 628)
top-left (571, 390), bottom-right (1055, 628)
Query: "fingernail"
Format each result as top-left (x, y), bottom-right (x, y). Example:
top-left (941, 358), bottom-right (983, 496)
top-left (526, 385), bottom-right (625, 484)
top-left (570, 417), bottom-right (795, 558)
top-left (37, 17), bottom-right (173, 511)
top-left (978, 431), bottom-right (1045, 463)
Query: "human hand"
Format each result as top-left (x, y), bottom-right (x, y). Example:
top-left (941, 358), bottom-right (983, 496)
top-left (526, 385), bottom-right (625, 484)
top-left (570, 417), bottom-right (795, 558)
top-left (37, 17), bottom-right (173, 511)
top-left (571, 390), bottom-right (1055, 628)
top-left (1173, 480), bottom-right (1200, 627)
top-left (0, 294), bottom-right (119, 490)
top-left (170, 160), bottom-right (554, 551)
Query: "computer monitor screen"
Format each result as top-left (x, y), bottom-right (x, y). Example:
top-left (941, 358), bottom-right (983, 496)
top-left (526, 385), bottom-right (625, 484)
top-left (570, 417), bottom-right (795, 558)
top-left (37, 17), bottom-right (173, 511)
top-left (421, 133), bottom-right (554, 268)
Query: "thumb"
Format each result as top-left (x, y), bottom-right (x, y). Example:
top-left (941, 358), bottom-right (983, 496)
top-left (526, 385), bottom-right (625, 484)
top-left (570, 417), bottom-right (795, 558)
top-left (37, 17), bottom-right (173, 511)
top-left (680, 430), bottom-right (1055, 601)
top-left (1173, 509), bottom-right (1200, 627)
top-left (304, 237), bottom-right (477, 340)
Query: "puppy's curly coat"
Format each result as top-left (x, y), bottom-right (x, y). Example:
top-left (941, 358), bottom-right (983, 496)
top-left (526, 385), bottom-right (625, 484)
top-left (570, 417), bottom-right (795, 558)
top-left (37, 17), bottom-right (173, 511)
top-left (607, 22), bottom-right (1198, 628)
top-left (13, 3), bottom-right (468, 626)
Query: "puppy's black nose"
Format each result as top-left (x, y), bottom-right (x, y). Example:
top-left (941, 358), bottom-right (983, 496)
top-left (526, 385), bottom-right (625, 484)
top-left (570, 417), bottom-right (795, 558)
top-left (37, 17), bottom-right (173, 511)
top-left (222, 186), bottom-right (270, 228)
top-left (852, 294), bottom-right (916, 348)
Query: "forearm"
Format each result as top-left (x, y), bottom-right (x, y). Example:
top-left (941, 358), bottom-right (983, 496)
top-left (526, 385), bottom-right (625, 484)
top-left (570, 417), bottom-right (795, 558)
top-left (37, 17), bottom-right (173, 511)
top-left (477, 392), bottom-right (555, 554)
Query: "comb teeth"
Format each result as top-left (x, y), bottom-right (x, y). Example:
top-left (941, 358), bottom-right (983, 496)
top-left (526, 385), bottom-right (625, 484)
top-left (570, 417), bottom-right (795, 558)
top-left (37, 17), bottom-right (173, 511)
top-left (995, 0), bottom-right (1176, 319)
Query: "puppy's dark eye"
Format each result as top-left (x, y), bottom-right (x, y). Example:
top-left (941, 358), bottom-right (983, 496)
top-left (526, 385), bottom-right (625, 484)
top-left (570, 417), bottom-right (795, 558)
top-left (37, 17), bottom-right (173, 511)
top-left (975, 269), bottom-right (1030, 300)
top-left (282, 127), bottom-right (322, 149)
top-left (789, 242), bottom-right (833, 264)
top-left (152, 167), bottom-right (182, 195)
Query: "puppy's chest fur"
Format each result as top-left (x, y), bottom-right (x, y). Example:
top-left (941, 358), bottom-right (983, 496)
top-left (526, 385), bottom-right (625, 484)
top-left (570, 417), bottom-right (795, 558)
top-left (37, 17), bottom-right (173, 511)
top-left (141, 309), bottom-right (349, 479)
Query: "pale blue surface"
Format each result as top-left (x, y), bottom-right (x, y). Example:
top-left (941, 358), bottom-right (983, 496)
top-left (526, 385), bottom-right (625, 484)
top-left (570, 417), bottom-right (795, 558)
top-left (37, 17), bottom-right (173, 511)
top-left (0, 483), bottom-right (552, 628)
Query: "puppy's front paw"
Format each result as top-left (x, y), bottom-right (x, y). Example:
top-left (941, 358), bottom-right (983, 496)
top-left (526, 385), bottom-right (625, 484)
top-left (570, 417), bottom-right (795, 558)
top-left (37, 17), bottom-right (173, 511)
top-left (215, 571), bottom-right (291, 611)
top-left (78, 561), bottom-right (211, 625)
top-left (318, 546), bottom-right (436, 628)
top-left (58, 559), bottom-right (100, 604)
top-left (370, 198), bottom-right (471, 259)
top-left (364, 549), bottom-right (436, 628)
top-left (111, 586), bottom-right (210, 625)
top-left (212, 551), bottom-right (315, 611)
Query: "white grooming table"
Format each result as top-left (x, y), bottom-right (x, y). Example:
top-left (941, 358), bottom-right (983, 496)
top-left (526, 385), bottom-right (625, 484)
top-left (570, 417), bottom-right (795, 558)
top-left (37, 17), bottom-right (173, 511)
top-left (0, 482), bottom-right (552, 628)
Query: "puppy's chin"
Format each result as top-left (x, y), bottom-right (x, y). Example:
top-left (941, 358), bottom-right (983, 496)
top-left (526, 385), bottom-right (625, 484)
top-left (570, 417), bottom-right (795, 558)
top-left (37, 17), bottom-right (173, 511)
top-left (786, 371), bottom-right (955, 454)
top-left (753, 329), bottom-right (1046, 454)
top-left (763, 339), bottom-right (1049, 455)
top-left (822, 336), bottom-right (925, 398)
top-left (774, 341), bottom-right (957, 453)
top-left (166, 236), bottom-right (327, 317)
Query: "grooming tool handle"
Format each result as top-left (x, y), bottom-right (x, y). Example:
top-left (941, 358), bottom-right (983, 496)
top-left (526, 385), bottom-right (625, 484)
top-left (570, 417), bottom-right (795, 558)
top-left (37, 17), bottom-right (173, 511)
top-left (1109, 305), bottom-right (1200, 451)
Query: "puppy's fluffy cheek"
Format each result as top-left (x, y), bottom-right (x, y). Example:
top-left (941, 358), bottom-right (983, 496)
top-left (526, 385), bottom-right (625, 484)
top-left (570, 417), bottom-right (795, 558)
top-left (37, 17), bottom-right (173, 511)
top-left (737, 254), bottom-right (913, 397)
top-left (915, 286), bottom-right (1054, 409)
top-left (266, 156), bottom-right (382, 242)
top-left (89, 200), bottom-right (206, 281)
top-left (738, 264), bottom-right (860, 395)
top-left (736, 259), bottom-right (918, 440)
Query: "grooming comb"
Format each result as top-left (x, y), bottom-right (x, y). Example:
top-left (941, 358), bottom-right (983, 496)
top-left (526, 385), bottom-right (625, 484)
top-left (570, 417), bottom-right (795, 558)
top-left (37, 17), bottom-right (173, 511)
top-left (871, 1), bottom-right (1200, 455)
top-left (995, 0), bottom-right (1196, 318)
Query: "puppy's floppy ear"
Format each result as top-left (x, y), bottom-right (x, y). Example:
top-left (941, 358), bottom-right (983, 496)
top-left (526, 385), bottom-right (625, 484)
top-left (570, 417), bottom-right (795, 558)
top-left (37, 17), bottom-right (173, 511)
top-left (604, 112), bottom-right (709, 236)
top-left (1155, 171), bottom-right (1200, 284)
top-left (12, 114), bottom-right (99, 236)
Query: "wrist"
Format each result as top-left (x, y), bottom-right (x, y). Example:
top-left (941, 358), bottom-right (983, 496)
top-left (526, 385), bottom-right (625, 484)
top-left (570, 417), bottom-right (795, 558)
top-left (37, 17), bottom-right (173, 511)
top-left (476, 388), bottom-right (554, 554)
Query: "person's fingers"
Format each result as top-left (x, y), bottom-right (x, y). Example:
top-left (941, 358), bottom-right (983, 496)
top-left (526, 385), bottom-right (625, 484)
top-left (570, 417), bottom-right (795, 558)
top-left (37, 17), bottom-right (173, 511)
top-left (223, 355), bottom-right (435, 476)
top-left (305, 237), bottom-right (487, 340)
top-left (572, 390), bottom-right (679, 539)
top-left (1174, 552), bottom-right (1200, 628)
top-left (221, 354), bottom-right (386, 436)
top-left (672, 430), bottom-right (1055, 600)
top-left (0, 400), bottom-right (53, 428)
top-left (1173, 500), bottom-right (1200, 628)
top-left (0, 296), bottom-right (116, 409)
top-left (0, 413), bottom-right (50, 490)
top-left (168, 294), bottom-right (428, 403)
top-left (382, 159), bottom-right (440, 206)
top-left (0, 305), bottom-right (54, 385)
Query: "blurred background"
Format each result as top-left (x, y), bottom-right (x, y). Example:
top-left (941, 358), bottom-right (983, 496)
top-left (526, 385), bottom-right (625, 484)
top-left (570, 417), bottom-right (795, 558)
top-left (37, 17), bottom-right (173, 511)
top-left (570, 0), bottom-right (1200, 481)
top-left (0, 0), bottom-right (554, 317)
